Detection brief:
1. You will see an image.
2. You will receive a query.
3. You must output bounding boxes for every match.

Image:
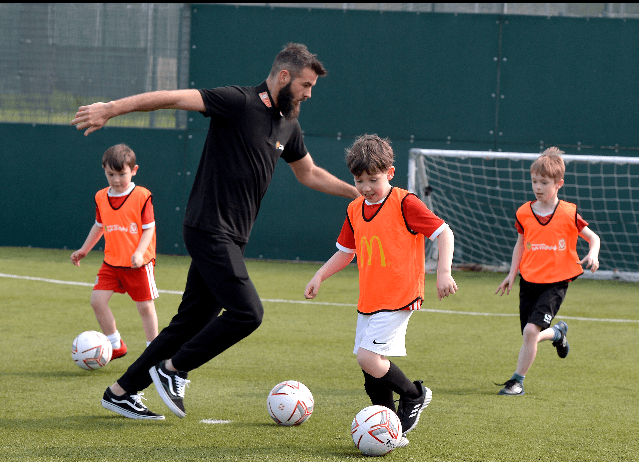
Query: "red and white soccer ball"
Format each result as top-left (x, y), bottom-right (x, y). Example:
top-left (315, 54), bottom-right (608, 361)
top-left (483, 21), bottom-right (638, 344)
top-left (266, 380), bottom-right (314, 426)
top-left (351, 405), bottom-right (403, 456)
top-left (71, 331), bottom-right (112, 371)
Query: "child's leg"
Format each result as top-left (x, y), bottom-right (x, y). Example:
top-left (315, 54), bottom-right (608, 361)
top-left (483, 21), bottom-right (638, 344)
top-left (357, 347), bottom-right (390, 378)
top-left (515, 323), bottom-right (556, 376)
top-left (363, 370), bottom-right (396, 411)
top-left (135, 299), bottom-right (158, 343)
top-left (90, 290), bottom-right (117, 336)
top-left (358, 348), bottom-right (429, 436)
top-left (357, 348), bottom-right (420, 399)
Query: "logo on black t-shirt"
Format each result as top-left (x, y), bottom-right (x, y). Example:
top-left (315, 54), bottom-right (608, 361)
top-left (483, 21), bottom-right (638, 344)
top-left (259, 92), bottom-right (271, 108)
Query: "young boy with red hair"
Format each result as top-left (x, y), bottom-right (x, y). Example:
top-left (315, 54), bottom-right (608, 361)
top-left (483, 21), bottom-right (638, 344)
top-left (495, 147), bottom-right (600, 395)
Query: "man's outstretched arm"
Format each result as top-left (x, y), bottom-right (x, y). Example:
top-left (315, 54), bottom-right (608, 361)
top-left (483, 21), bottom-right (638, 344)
top-left (71, 90), bottom-right (205, 136)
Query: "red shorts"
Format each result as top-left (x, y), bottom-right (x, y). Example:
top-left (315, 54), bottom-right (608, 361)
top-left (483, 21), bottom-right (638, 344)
top-left (94, 261), bottom-right (159, 302)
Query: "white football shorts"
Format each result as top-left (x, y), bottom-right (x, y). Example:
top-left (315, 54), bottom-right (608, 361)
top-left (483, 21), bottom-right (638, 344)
top-left (353, 310), bottom-right (413, 357)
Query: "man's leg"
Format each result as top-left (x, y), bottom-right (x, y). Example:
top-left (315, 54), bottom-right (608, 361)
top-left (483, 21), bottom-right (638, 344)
top-left (117, 259), bottom-right (222, 394)
top-left (170, 241), bottom-right (263, 369)
top-left (148, 229), bottom-right (264, 417)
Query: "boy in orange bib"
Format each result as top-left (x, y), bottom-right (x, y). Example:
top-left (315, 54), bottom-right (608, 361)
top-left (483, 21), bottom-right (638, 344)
top-left (71, 144), bottom-right (159, 359)
top-left (495, 147), bottom-right (600, 395)
top-left (305, 134), bottom-right (457, 444)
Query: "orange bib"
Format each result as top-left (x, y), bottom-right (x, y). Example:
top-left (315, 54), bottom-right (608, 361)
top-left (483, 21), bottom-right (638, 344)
top-left (347, 187), bottom-right (425, 314)
top-left (517, 200), bottom-right (583, 283)
top-left (96, 186), bottom-right (156, 268)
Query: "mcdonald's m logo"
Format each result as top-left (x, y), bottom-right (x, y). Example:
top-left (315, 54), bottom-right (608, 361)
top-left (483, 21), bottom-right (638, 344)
top-left (360, 236), bottom-right (386, 267)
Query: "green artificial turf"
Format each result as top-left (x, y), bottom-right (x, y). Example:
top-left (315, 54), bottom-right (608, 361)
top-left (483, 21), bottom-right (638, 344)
top-left (1, 247), bottom-right (637, 461)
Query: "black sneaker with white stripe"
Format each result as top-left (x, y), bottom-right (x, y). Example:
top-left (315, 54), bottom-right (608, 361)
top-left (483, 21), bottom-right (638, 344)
top-left (397, 380), bottom-right (432, 435)
top-left (149, 360), bottom-right (190, 418)
top-left (101, 387), bottom-right (165, 420)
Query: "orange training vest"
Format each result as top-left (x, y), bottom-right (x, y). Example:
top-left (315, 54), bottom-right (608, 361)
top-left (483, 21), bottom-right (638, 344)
top-left (347, 187), bottom-right (425, 314)
top-left (517, 200), bottom-right (583, 283)
top-left (95, 186), bottom-right (156, 268)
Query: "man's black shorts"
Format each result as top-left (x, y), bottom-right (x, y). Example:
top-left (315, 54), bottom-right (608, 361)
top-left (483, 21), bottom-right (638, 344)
top-left (518, 277), bottom-right (569, 333)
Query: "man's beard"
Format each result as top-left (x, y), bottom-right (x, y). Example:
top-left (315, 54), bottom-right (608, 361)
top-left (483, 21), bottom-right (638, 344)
top-left (277, 82), bottom-right (301, 120)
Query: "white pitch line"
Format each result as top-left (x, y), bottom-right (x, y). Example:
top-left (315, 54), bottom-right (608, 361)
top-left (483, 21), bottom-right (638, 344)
top-left (2, 273), bottom-right (638, 324)
top-left (0, 273), bottom-right (184, 294)
top-left (0, 273), bottom-right (94, 287)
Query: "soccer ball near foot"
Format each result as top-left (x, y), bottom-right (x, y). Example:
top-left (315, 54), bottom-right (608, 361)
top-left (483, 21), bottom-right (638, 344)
top-left (71, 331), bottom-right (112, 370)
top-left (351, 405), bottom-right (403, 456)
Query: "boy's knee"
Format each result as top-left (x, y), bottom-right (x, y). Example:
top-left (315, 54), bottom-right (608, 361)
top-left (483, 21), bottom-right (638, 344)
top-left (522, 323), bottom-right (542, 341)
top-left (357, 349), bottom-right (385, 376)
top-left (523, 323), bottom-right (542, 334)
top-left (90, 298), bottom-right (105, 311)
top-left (90, 291), bottom-right (112, 311)
top-left (136, 301), bottom-right (156, 316)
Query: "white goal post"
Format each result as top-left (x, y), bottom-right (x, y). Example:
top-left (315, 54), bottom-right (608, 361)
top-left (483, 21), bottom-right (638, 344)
top-left (408, 148), bottom-right (639, 281)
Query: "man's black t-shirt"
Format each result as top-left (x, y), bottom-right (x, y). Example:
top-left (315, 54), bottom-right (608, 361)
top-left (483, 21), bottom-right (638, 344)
top-left (183, 81), bottom-right (308, 243)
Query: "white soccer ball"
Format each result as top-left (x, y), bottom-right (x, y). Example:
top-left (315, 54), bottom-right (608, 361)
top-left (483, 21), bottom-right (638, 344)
top-left (266, 380), bottom-right (314, 426)
top-left (71, 331), bottom-right (112, 370)
top-left (351, 405), bottom-right (403, 456)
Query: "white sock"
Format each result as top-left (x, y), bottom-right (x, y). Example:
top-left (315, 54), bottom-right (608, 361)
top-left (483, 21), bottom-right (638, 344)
top-left (107, 331), bottom-right (121, 349)
top-left (146, 341), bottom-right (151, 347)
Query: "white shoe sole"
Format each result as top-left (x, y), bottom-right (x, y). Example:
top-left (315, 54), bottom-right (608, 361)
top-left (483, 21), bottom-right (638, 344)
top-left (101, 399), bottom-right (165, 420)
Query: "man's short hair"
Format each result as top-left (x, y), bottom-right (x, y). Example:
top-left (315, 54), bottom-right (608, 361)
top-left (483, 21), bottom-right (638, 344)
top-left (269, 43), bottom-right (327, 79)
top-left (102, 143), bottom-right (136, 171)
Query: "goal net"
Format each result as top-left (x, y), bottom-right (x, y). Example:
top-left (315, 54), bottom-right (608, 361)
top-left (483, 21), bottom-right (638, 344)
top-left (408, 148), bottom-right (639, 281)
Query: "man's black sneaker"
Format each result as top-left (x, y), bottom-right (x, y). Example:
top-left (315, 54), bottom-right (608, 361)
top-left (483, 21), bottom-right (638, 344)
top-left (552, 321), bottom-right (570, 358)
top-left (397, 380), bottom-right (432, 435)
top-left (101, 387), bottom-right (165, 420)
top-left (497, 379), bottom-right (524, 396)
top-left (149, 360), bottom-right (190, 418)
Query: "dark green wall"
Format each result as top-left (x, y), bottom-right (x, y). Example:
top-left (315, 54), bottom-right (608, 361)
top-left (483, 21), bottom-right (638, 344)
top-left (0, 124), bottom-right (187, 255)
top-left (2, 6), bottom-right (638, 262)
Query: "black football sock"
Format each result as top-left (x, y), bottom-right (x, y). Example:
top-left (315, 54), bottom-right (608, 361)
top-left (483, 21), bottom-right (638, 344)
top-left (363, 370), bottom-right (396, 412)
top-left (381, 361), bottom-right (421, 399)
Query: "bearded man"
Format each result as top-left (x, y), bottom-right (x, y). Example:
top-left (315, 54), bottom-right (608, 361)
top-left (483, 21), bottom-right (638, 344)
top-left (72, 43), bottom-right (359, 420)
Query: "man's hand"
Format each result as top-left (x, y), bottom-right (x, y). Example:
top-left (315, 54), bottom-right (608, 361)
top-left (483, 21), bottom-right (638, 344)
top-left (71, 102), bottom-right (113, 136)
